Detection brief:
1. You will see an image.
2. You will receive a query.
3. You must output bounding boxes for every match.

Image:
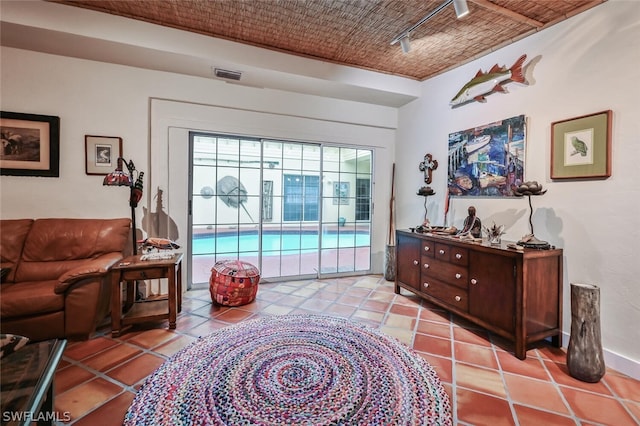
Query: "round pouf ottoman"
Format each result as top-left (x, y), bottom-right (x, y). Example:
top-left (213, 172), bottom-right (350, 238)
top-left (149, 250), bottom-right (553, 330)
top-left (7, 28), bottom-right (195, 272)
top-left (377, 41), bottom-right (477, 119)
top-left (209, 260), bottom-right (260, 306)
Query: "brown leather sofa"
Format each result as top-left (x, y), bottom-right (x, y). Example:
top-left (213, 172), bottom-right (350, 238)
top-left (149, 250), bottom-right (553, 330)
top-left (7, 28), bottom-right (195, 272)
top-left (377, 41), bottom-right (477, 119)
top-left (1, 218), bottom-right (131, 341)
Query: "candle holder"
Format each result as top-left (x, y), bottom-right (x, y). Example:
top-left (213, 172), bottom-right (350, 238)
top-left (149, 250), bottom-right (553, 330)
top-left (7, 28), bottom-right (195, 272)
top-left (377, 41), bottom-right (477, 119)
top-left (513, 181), bottom-right (550, 249)
top-left (416, 186), bottom-right (435, 229)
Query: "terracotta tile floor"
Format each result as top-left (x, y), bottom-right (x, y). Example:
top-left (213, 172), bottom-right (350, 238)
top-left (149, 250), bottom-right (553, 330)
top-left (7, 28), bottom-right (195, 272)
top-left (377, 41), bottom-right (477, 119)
top-left (53, 275), bottom-right (640, 425)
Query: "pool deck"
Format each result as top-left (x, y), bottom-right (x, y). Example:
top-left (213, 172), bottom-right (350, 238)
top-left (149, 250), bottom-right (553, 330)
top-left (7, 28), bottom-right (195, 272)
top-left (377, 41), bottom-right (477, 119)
top-left (191, 246), bottom-right (371, 284)
top-left (193, 223), bottom-right (371, 236)
top-left (190, 223), bottom-right (372, 283)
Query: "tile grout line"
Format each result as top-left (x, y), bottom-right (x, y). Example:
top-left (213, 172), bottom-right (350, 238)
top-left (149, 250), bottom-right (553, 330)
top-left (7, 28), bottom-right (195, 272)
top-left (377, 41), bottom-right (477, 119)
top-left (53, 278), bottom-right (639, 425)
top-left (491, 335), bottom-right (521, 426)
top-left (448, 310), bottom-right (460, 425)
top-left (599, 375), bottom-right (640, 424)
top-left (57, 346), bottom-right (161, 424)
top-left (537, 351), bottom-right (582, 424)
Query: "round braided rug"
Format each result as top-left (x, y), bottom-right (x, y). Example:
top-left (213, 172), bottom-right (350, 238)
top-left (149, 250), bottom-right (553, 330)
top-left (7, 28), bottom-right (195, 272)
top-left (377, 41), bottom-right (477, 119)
top-left (124, 315), bottom-right (452, 425)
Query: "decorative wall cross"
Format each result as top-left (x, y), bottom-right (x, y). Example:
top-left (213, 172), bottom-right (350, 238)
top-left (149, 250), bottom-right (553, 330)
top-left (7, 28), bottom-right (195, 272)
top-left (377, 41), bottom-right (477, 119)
top-left (419, 153), bottom-right (438, 184)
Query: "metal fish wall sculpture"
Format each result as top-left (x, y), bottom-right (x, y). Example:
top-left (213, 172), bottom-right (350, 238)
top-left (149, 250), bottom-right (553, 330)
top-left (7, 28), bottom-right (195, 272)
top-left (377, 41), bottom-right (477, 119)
top-left (217, 175), bottom-right (255, 222)
top-left (450, 54), bottom-right (527, 107)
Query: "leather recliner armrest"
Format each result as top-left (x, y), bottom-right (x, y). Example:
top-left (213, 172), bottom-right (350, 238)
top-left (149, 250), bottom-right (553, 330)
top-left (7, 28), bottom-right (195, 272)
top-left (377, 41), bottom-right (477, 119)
top-left (55, 253), bottom-right (123, 294)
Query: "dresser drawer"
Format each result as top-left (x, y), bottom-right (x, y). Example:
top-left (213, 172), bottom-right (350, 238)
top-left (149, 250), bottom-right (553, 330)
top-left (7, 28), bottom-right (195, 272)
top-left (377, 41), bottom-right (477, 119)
top-left (434, 243), bottom-right (468, 266)
top-left (121, 267), bottom-right (169, 281)
top-left (421, 240), bottom-right (435, 258)
top-left (422, 257), bottom-right (468, 289)
top-left (420, 277), bottom-right (469, 312)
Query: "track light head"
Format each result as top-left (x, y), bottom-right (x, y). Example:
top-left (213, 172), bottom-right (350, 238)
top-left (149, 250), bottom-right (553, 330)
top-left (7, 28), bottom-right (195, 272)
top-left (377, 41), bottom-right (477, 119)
top-left (453, 0), bottom-right (470, 19)
top-left (391, 0), bottom-right (471, 52)
top-left (399, 36), bottom-right (411, 54)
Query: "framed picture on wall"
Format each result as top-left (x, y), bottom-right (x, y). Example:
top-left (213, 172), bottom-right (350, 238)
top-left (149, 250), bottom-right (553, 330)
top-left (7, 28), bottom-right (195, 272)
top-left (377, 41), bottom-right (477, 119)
top-left (551, 110), bottom-right (612, 180)
top-left (85, 135), bottom-right (122, 175)
top-left (0, 111), bottom-right (60, 177)
top-left (333, 181), bottom-right (350, 205)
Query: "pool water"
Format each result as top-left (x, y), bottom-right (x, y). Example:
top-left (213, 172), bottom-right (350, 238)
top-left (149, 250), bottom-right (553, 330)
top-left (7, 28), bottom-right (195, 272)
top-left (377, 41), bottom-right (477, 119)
top-left (193, 232), bottom-right (370, 255)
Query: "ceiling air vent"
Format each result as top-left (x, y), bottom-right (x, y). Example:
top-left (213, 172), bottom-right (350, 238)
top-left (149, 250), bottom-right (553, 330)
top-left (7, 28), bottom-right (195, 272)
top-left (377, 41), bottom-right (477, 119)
top-left (213, 68), bottom-right (242, 81)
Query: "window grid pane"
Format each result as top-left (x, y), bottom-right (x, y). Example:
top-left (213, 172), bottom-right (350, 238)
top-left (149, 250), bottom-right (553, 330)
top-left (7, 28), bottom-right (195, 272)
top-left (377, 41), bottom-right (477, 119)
top-left (189, 133), bottom-right (372, 284)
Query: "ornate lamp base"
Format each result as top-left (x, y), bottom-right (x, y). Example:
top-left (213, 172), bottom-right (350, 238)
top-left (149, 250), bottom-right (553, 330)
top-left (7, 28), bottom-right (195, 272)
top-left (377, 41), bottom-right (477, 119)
top-left (516, 190), bottom-right (551, 250)
top-left (517, 234), bottom-right (551, 250)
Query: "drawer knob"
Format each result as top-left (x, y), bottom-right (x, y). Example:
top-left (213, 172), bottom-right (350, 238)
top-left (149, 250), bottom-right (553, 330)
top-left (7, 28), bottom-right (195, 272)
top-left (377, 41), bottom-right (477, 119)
top-left (455, 295), bottom-right (461, 302)
top-left (471, 278), bottom-right (477, 285)
top-left (423, 282), bottom-right (429, 288)
top-left (456, 253), bottom-right (462, 259)
top-left (413, 260), bottom-right (419, 265)
top-left (423, 263), bottom-right (430, 269)
top-left (424, 246), bottom-right (430, 251)
top-left (439, 249), bottom-right (445, 255)
top-left (455, 273), bottom-right (461, 279)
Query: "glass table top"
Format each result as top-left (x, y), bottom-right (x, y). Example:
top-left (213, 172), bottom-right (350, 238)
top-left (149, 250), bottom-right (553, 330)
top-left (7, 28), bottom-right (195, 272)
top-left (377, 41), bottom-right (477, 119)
top-left (1, 339), bottom-right (66, 425)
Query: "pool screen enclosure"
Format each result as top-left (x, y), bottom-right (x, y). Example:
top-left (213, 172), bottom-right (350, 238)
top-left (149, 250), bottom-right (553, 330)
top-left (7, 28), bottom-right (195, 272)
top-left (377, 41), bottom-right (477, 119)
top-left (190, 133), bottom-right (372, 283)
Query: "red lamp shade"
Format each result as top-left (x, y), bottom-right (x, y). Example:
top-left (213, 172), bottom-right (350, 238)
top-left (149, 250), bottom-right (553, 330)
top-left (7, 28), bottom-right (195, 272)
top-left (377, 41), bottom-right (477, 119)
top-left (103, 158), bottom-right (133, 186)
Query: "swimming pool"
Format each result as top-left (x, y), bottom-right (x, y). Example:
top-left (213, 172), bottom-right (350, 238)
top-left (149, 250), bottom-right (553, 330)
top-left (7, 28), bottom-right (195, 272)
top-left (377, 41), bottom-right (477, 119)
top-left (193, 232), bottom-right (370, 255)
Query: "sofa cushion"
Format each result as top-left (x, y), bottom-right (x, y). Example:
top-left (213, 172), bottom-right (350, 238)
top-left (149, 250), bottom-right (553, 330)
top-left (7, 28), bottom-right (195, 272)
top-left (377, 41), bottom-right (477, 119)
top-left (15, 218), bottom-right (130, 282)
top-left (0, 280), bottom-right (64, 318)
top-left (15, 259), bottom-right (97, 283)
top-left (22, 218), bottom-right (131, 261)
top-left (0, 219), bottom-right (34, 282)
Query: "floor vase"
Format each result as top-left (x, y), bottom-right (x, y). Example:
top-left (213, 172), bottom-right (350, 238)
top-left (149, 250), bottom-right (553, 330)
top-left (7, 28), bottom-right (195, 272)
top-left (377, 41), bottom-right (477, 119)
top-left (384, 244), bottom-right (396, 281)
top-left (567, 283), bottom-right (605, 383)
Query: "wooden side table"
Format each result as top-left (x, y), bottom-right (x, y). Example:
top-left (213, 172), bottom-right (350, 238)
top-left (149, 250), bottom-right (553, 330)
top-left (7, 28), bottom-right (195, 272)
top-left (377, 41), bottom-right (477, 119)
top-left (110, 253), bottom-right (183, 337)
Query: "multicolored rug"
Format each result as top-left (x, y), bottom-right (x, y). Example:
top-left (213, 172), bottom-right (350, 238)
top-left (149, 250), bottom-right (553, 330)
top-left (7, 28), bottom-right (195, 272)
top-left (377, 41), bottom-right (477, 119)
top-left (124, 315), bottom-right (452, 425)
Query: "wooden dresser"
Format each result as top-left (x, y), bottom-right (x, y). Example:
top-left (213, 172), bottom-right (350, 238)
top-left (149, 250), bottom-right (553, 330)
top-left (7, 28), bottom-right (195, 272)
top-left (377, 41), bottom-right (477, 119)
top-left (395, 229), bottom-right (563, 359)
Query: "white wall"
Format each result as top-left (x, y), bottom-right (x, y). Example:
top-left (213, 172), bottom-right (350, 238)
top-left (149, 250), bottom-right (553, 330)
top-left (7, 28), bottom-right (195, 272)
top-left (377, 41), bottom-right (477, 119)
top-left (0, 48), bottom-right (396, 275)
top-left (396, 0), bottom-right (640, 377)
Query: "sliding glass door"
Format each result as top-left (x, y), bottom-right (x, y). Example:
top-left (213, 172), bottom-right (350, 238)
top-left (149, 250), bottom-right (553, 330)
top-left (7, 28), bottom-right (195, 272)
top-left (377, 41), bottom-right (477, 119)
top-left (190, 133), bottom-right (371, 284)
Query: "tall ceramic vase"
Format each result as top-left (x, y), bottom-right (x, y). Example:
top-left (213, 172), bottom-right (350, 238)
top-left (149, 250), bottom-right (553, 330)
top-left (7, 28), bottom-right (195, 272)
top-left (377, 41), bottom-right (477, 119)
top-left (566, 283), bottom-right (605, 383)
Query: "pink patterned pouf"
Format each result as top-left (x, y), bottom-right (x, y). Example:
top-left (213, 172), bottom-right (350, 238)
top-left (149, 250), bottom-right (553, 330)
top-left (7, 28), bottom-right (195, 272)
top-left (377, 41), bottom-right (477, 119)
top-left (209, 260), bottom-right (260, 306)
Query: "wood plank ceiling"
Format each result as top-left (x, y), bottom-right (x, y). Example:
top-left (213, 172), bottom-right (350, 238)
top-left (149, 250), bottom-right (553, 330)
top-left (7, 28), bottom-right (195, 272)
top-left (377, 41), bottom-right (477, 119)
top-left (52, 0), bottom-right (606, 80)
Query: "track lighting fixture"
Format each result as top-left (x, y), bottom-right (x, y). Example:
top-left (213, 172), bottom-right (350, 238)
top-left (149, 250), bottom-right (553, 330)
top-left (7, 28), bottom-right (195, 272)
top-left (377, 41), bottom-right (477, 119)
top-left (452, 0), bottom-right (470, 19)
top-left (391, 0), bottom-right (471, 52)
top-left (399, 36), bottom-right (411, 54)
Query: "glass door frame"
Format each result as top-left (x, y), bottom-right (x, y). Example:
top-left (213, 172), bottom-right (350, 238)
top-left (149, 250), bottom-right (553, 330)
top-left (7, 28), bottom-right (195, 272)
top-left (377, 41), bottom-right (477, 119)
top-left (188, 132), bottom-right (373, 287)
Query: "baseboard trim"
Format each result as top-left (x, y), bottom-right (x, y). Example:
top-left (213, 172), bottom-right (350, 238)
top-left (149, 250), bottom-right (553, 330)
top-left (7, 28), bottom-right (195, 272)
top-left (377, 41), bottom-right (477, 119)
top-left (603, 348), bottom-right (640, 380)
top-left (562, 332), bottom-right (639, 380)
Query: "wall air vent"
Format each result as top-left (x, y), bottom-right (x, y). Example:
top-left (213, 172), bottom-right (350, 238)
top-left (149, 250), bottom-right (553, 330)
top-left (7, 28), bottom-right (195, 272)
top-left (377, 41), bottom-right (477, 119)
top-left (213, 68), bottom-right (242, 81)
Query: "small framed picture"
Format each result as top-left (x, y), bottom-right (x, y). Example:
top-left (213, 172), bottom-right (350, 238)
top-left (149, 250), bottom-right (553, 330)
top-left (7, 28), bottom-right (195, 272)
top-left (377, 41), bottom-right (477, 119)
top-left (551, 110), bottom-right (612, 180)
top-left (333, 181), bottom-right (350, 205)
top-left (85, 135), bottom-right (122, 175)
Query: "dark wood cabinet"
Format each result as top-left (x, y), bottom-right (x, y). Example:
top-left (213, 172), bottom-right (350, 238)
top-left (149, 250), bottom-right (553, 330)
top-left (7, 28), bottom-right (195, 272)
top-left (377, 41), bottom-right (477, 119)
top-left (468, 251), bottom-right (515, 334)
top-left (396, 232), bottom-right (421, 291)
top-left (395, 230), bottom-right (563, 359)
